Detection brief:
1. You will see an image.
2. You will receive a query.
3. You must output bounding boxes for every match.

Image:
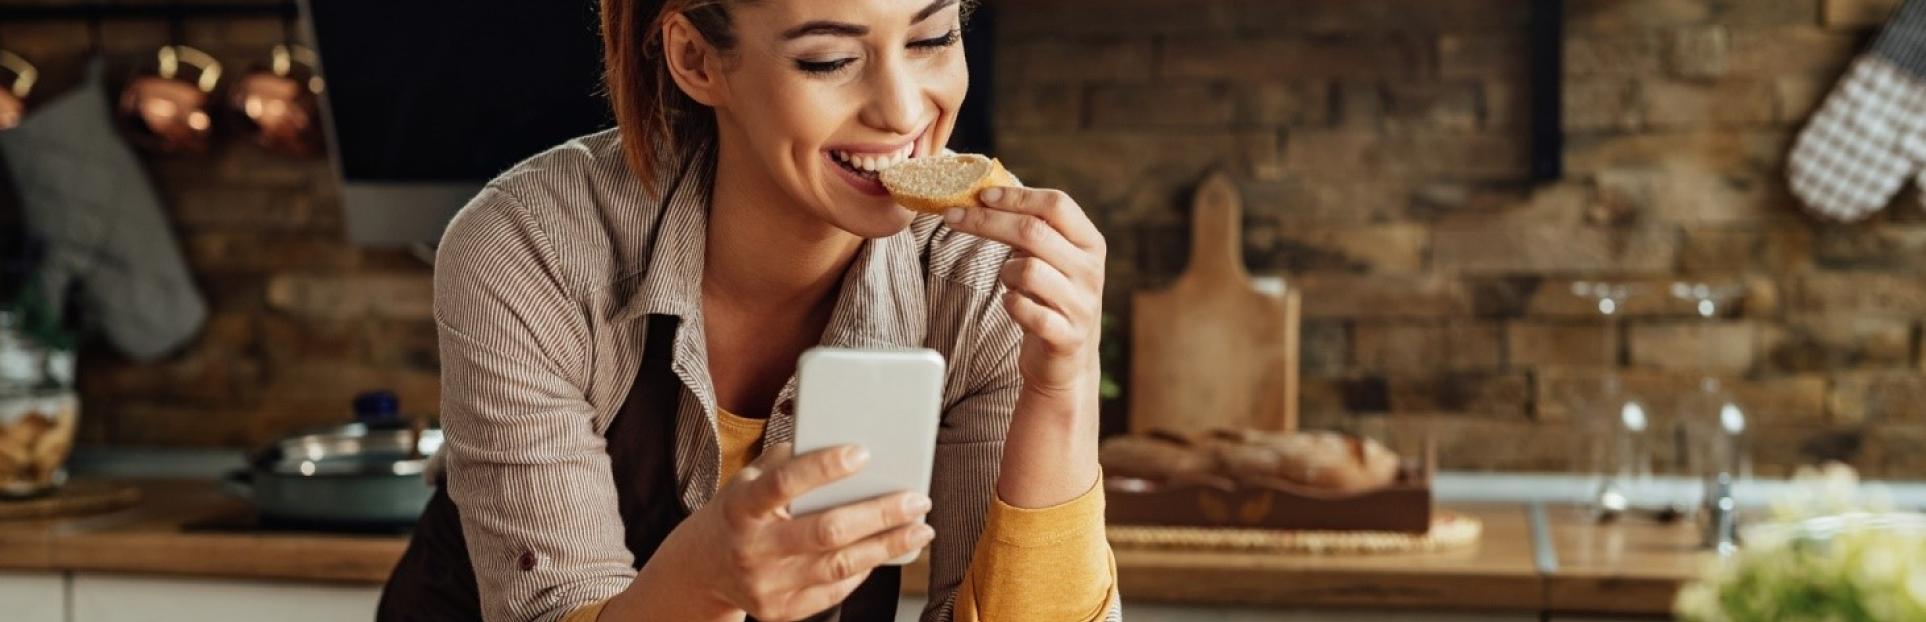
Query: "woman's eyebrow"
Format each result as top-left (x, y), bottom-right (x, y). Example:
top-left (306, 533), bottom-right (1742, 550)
top-left (781, 21), bottom-right (867, 39)
top-left (912, 0), bottom-right (958, 24)
top-left (779, 0), bottom-right (959, 40)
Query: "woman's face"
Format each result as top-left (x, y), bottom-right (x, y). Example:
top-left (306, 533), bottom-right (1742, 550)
top-left (709, 0), bottom-right (968, 238)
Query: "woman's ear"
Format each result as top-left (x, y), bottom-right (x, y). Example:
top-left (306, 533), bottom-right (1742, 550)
top-left (662, 14), bottom-right (727, 107)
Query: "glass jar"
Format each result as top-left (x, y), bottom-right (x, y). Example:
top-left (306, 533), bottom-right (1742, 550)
top-left (0, 310), bottom-right (78, 497)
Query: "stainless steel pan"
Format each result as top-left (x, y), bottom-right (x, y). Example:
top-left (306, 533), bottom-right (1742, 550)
top-left (227, 419), bottom-right (441, 527)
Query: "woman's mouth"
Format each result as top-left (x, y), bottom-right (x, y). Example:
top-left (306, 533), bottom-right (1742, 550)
top-left (828, 143), bottom-right (916, 179)
top-left (824, 131), bottom-right (923, 197)
top-left (825, 144), bottom-right (915, 197)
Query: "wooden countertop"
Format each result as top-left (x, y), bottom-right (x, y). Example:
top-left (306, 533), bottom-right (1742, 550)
top-left (1543, 505), bottom-right (1713, 616)
top-left (1105, 505), bottom-right (1542, 611)
top-left (0, 481), bottom-right (405, 584)
top-left (0, 480), bottom-right (1703, 614)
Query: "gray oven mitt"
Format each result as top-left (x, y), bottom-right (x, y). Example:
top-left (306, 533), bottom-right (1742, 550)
top-left (0, 58), bottom-right (205, 361)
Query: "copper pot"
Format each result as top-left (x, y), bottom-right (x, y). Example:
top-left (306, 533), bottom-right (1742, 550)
top-left (227, 44), bottom-right (323, 157)
top-left (118, 44), bottom-right (222, 155)
top-left (0, 50), bottom-right (37, 131)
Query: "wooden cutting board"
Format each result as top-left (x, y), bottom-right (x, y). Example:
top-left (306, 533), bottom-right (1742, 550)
top-left (1130, 171), bottom-right (1299, 436)
top-left (0, 480), bottom-right (140, 521)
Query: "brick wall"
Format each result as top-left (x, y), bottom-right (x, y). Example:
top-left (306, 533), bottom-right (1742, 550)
top-left (0, 10), bottom-right (437, 448)
top-left (8, 0), bottom-right (1926, 477)
top-left (996, 0), bottom-right (1926, 477)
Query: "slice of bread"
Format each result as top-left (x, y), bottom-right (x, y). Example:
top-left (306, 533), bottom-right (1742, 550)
top-left (880, 153), bottom-right (1014, 215)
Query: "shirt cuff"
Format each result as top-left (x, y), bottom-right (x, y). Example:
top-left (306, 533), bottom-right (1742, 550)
top-left (981, 474), bottom-right (1107, 547)
top-left (956, 474), bottom-right (1115, 622)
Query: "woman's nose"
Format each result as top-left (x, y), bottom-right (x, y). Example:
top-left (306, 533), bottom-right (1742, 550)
top-left (861, 57), bottom-right (926, 136)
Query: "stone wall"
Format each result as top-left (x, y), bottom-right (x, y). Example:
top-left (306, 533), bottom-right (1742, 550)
top-left (5, 0), bottom-right (1924, 477)
top-left (0, 7), bottom-right (438, 447)
top-left (995, 0), bottom-right (1926, 477)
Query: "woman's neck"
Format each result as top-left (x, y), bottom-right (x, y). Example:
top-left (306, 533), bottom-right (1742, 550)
top-left (702, 137), bottom-right (862, 317)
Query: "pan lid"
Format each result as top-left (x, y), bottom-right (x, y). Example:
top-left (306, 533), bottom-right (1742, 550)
top-left (253, 391), bottom-right (441, 477)
top-left (254, 421), bottom-right (443, 477)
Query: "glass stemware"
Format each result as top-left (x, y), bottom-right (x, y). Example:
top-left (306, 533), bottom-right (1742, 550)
top-left (1669, 281), bottom-right (1750, 521)
top-left (1571, 281), bottom-right (1647, 519)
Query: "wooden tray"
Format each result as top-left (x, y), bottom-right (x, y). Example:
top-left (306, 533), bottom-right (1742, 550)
top-left (1108, 509), bottom-right (1481, 554)
top-left (1105, 439), bottom-right (1436, 533)
top-left (0, 479), bottom-right (140, 521)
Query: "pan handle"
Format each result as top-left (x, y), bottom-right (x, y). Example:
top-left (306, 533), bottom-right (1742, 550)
top-left (222, 469), bottom-right (255, 499)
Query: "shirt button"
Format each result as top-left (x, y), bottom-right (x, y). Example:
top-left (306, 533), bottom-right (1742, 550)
top-left (518, 551), bottom-right (538, 571)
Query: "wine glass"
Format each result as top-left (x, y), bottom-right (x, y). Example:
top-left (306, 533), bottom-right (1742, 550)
top-left (1570, 281), bottom-right (1648, 520)
top-left (1669, 281), bottom-right (1750, 520)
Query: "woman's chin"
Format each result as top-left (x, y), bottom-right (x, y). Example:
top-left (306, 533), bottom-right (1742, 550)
top-left (837, 206), bottom-right (917, 239)
top-left (816, 179), bottom-right (917, 238)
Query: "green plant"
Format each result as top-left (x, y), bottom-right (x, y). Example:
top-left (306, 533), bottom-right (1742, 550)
top-left (1676, 465), bottom-right (1926, 622)
top-left (1098, 312), bottom-right (1122, 401)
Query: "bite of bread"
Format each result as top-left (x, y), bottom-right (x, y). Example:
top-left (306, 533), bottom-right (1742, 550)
top-left (879, 152), bottom-right (1014, 215)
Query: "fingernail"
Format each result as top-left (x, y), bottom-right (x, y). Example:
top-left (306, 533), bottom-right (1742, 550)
top-left (981, 188), bottom-right (1003, 204)
top-left (915, 524), bottom-right (936, 541)
top-left (844, 445), bottom-right (870, 468)
top-left (904, 494), bottom-right (932, 514)
top-left (943, 207), bottom-right (964, 223)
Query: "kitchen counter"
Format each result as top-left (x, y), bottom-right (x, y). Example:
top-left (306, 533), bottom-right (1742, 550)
top-left (1544, 505), bottom-right (1713, 616)
top-left (0, 479), bottom-right (1715, 616)
top-left (0, 481), bottom-right (405, 584)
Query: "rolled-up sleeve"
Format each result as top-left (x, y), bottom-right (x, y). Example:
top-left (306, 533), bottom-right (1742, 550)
top-left (919, 230), bottom-right (1123, 622)
top-left (913, 248), bottom-right (1017, 620)
top-left (435, 187), bottom-right (635, 622)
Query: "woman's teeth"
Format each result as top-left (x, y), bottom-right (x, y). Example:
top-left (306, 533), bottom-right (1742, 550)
top-left (831, 143), bottom-right (916, 174)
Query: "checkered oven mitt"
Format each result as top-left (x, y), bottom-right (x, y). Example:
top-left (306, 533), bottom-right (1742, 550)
top-left (1789, 0), bottom-right (1926, 222)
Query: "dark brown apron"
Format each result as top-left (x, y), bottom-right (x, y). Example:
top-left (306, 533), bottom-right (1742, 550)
top-left (376, 315), bottom-right (900, 621)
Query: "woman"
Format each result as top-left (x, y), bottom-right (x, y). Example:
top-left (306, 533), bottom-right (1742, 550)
top-left (377, 0), bottom-right (1118, 621)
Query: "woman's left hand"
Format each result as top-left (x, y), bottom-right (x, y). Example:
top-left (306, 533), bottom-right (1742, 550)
top-left (943, 186), bottom-right (1106, 399)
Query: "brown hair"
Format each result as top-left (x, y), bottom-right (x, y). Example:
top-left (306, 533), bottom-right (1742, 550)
top-left (600, 0), bottom-right (741, 193)
top-left (601, 0), bottom-right (976, 193)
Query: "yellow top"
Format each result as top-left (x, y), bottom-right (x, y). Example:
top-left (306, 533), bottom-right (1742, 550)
top-left (713, 407), bottom-right (768, 482)
top-left (565, 407), bottom-right (1116, 621)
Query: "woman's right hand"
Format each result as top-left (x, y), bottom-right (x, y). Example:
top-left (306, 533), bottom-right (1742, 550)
top-left (652, 442), bottom-right (935, 622)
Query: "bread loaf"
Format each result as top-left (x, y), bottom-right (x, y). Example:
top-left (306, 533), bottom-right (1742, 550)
top-left (879, 153), bottom-right (1014, 215)
top-left (1102, 428), bottom-right (1400, 493)
top-left (1098, 434), bottom-right (1215, 482)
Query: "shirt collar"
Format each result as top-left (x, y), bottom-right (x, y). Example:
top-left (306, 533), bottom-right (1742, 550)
top-left (618, 149), bottom-right (713, 324)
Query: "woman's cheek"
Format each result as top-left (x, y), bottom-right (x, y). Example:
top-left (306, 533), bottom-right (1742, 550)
top-left (926, 55), bottom-right (969, 141)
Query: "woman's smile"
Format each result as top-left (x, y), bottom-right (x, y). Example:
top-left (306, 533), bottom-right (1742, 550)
top-left (822, 121), bottom-right (932, 198)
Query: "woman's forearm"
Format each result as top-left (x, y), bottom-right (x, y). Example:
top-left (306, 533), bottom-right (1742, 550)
top-left (597, 533), bottom-right (744, 622)
top-left (995, 381), bottom-right (1103, 509)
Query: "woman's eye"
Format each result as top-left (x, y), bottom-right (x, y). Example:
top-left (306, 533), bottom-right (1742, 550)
top-left (908, 29), bottom-right (961, 51)
top-left (795, 58), bottom-right (856, 75)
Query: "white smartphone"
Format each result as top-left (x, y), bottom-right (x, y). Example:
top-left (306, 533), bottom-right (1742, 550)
top-left (789, 347), bottom-right (945, 565)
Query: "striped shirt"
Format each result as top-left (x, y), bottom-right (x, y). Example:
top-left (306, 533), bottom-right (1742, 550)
top-left (431, 128), bottom-right (1110, 621)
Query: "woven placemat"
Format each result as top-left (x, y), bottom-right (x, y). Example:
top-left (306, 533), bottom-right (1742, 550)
top-left (1107, 510), bottom-right (1481, 554)
top-left (0, 480), bottom-right (141, 521)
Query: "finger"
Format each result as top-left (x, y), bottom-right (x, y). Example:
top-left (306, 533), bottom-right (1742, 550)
top-left (733, 442), bottom-right (794, 486)
top-left (760, 491), bottom-right (932, 557)
top-left (978, 187), bottom-right (1104, 251)
top-left (999, 257), bottom-right (1091, 321)
top-left (1003, 289), bottom-right (1082, 352)
top-left (760, 442), bottom-right (795, 464)
top-left (946, 207), bottom-right (1089, 280)
top-left (803, 521), bottom-right (935, 585)
top-left (735, 444), bottom-right (867, 522)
